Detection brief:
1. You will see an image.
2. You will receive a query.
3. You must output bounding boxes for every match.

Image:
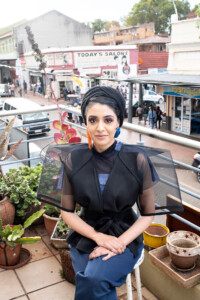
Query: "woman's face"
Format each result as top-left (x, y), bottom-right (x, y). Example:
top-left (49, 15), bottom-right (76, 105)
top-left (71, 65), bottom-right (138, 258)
top-left (86, 103), bottom-right (119, 152)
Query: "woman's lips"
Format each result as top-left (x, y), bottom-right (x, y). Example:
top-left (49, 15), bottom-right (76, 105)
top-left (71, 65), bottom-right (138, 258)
top-left (95, 135), bottom-right (107, 139)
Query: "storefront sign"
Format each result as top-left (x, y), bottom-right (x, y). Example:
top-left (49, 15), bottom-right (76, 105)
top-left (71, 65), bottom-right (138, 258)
top-left (54, 52), bottom-right (73, 66)
top-left (74, 51), bottom-right (130, 68)
top-left (164, 86), bottom-right (200, 98)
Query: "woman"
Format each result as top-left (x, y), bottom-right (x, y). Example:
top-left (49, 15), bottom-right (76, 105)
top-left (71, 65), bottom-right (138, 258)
top-left (37, 86), bottom-right (183, 300)
top-left (148, 105), bottom-right (157, 129)
top-left (156, 106), bottom-right (163, 130)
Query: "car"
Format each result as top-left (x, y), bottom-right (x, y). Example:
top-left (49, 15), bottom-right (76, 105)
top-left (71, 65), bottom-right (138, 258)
top-left (192, 152), bottom-right (200, 183)
top-left (143, 90), bottom-right (164, 104)
top-left (0, 84), bottom-right (10, 97)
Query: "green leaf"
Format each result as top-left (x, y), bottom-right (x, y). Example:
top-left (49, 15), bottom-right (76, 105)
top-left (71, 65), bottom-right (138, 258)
top-left (23, 209), bottom-right (45, 229)
top-left (15, 236), bottom-right (41, 244)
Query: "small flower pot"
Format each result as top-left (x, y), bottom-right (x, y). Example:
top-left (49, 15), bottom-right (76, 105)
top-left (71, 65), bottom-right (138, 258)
top-left (0, 243), bottom-right (21, 266)
top-left (0, 195), bottom-right (15, 225)
top-left (167, 231), bottom-right (200, 270)
top-left (43, 213), bottom-right (59, 237)
top-left (143, 223), bottom-right (170, 248)
top-left (50, 220), bottom-right (69, 249)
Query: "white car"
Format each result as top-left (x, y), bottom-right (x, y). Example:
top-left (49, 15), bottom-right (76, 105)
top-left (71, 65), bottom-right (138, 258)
top-left (131, 90), bottom-right (164, 105)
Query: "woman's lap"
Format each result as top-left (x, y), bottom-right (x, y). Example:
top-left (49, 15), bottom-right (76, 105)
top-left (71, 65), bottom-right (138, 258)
top-left (70, 244), bottom-right (144, 285)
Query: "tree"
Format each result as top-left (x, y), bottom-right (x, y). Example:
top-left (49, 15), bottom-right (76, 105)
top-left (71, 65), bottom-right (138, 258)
top-left (105, 21), bottom-right (120, 31)
top-left (125, 0), bottom-right (191, 34)
top-left (91, 19), bottom-right (107, 32)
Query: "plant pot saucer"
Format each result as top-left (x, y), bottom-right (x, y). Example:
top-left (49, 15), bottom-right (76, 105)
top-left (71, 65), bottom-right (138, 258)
top-left (170, 261), bottom-right (196, 272)
top-left (0, 248), bottom-right (31, 270)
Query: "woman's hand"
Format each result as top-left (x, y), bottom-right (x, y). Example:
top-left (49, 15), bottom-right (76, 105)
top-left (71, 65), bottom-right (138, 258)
top-left (89, 246), bottom-right (117, 261)
top-left (93, 232), bottom-right (126, 254)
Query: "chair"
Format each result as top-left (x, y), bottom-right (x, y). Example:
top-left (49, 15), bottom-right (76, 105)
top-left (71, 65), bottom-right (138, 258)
top-left (126, 248), bottom-right (144, 300)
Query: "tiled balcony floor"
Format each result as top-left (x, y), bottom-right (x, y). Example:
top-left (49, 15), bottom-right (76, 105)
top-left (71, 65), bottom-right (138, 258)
top-left (0, 224), bottom-right (159, 300)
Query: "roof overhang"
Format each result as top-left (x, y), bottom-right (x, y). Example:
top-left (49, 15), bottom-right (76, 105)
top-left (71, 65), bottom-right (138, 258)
top-left (127, 73), bottom-right (200, 87)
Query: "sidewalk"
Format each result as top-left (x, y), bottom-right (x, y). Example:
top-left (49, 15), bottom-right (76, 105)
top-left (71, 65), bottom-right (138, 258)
top-left (0, 224), bottom-right (159, 300)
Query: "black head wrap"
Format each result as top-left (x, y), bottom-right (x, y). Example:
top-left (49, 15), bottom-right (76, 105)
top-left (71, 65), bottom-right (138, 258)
top-left (81, 86), bottom-right (126, 127)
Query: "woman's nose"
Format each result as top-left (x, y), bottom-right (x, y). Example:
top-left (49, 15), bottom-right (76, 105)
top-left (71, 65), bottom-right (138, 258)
top-left (97, 121), bottom-right (104, 131)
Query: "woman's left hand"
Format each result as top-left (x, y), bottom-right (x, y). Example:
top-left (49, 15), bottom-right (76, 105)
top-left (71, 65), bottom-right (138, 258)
top-left (89, 246), bottom-right (118, 261)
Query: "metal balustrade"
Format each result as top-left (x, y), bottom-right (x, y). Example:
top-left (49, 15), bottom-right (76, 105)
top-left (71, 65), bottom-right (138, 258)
top-left (0, 105), bottom-right (199, 232)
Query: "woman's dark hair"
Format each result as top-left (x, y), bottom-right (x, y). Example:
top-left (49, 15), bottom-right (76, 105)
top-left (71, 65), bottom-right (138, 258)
top-left (81, 86), bottom-right (126, 127)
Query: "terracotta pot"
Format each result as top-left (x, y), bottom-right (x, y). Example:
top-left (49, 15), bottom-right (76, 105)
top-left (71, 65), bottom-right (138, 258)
top-left (43, 213), bottom-right (59, 237)
top-left (167, 230), bottom-right (200, 269)
top-left (0, 242), bottom-right (22, 266)
top-left (0, 195), bottom-right (15, 225)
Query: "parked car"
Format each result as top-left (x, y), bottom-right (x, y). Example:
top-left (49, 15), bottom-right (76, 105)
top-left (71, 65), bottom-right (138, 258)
top-left (192, 152), bottom-right (200, 183)
top-left (0, 84), bottom-right (9, 97)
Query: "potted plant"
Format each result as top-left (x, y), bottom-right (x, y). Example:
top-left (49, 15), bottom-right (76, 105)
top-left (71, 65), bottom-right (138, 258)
top-left (0, 118), bottom-right (23, 225)
top-left (43, 204), bottom-right (60, 237)
top-left (0, 164), bottom-right (42, 224)
top-left (0, 208), bottom-right (45, 267)
top-left (51, 216), bottom-right (69, 249)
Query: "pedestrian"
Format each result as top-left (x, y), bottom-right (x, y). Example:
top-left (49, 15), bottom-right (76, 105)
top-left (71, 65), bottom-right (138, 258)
top-left (63, 87), bottom-right (69, 101)
top-left (37, 86), bottom-right (183, 300)
top-left (23, 80), bottom-right (27, 94)
top-left (143, 103), bottom-right (148, 125)
top-left (136, 105), bottom-right (143, 124)
top-left (148, 105), bottom-right (157, 129)
top-left (156, 106), bottom-right (163, 130)
top-left (18, 84), bottom-right (22, 97)
top-left (10, 83), bottom-right (15, 97)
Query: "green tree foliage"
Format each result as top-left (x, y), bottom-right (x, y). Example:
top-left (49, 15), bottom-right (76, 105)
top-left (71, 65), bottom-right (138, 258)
top-left (105, 21), bottom-right (120, 31)
top-left (92, 19), bottom-right (107, 32)
top-left (125, 0), bottom-right (191, 34)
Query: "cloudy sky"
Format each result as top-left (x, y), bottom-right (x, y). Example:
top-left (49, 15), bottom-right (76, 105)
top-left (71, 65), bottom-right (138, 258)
top-left (0, 0), bottom-right (199, 28)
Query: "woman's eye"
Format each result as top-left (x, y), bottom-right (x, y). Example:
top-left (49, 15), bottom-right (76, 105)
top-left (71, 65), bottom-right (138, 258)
top-left (105, 118), bottom-right (113, 123)
top-left (88, 118), bottom-right (96, 123)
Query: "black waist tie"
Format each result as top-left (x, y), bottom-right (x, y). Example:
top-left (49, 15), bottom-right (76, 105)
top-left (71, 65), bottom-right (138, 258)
top-left (67, 208), bottom-right (143, 258)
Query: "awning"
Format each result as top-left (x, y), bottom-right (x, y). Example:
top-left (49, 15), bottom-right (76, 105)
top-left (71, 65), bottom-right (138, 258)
top-left (127, 73), bottom-right (200, 87)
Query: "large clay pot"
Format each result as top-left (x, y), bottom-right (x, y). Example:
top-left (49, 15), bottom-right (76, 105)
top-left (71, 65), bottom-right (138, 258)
top-left (0, 242), bottom-right (22, 266)
top-left (43, 213), bottom-right (59, 237)
top-left (0, 194), bottom-right (15, 225)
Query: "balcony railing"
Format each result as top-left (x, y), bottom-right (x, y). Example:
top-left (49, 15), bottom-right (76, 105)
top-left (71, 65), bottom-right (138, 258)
top-left (0, 104), bottom-right (199, 233)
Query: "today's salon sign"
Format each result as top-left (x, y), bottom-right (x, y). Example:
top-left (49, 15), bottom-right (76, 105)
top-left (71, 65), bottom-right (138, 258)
top-left (74, 51), bottom-right (130, 68)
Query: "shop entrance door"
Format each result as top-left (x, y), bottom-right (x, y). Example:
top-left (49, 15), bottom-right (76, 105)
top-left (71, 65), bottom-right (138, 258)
top-left (173, 97), bottom-right (191, 135)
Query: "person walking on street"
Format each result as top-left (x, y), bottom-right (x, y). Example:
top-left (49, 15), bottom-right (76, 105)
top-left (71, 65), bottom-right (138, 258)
top-left (23, 80), bottom-right (27, 94)
top-left (143, 103), bottom-right (148, 125)
top-left (136, 105), bottom-right (143, 124)
top-left (10, 83), bottom-right (15, 97)
top-left (156, 106), bottom-right (163, 130)
top-left (148, 105), bottom-right (157, 129)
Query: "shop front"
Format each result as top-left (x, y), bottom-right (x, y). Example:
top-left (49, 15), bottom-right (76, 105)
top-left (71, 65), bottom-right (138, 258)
top-left (164, 86), bottom-right (200, 137)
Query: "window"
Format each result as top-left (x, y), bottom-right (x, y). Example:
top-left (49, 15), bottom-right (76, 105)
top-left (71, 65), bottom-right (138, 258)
top-left (156, 45), bottom-right (166, 52)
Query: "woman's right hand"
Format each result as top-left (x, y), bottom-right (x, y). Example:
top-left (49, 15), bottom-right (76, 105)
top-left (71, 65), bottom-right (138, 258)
top-left (93, 232), bottom-right (126, 254)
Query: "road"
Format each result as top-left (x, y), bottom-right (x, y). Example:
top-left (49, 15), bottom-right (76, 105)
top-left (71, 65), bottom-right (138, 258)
top-left (1, 92), bottom-right (200, 212)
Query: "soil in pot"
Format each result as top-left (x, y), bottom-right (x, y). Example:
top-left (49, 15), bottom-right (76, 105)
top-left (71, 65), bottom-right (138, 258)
top-left (0, 195), bottom-right (15, 225)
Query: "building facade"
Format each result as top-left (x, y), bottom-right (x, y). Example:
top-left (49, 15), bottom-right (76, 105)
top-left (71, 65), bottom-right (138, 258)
top-left (24, 45), bottom-right (138, 98)
top-left (93, 23), bottom-right (155, 46)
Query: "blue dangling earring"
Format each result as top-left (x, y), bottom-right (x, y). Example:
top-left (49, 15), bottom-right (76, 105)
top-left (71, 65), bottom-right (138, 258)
top-left (114, 127), bottom-right (120, 138)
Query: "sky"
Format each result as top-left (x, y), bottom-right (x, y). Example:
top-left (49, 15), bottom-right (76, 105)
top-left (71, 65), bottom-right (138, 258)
top-left (0, 0), bottom-right (199, 29)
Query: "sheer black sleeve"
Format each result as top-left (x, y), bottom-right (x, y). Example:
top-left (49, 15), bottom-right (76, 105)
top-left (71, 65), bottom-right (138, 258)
top-left (134, 146), bottom-right (183, 216)
top-left (37, 145), bottom-right (76, 212)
